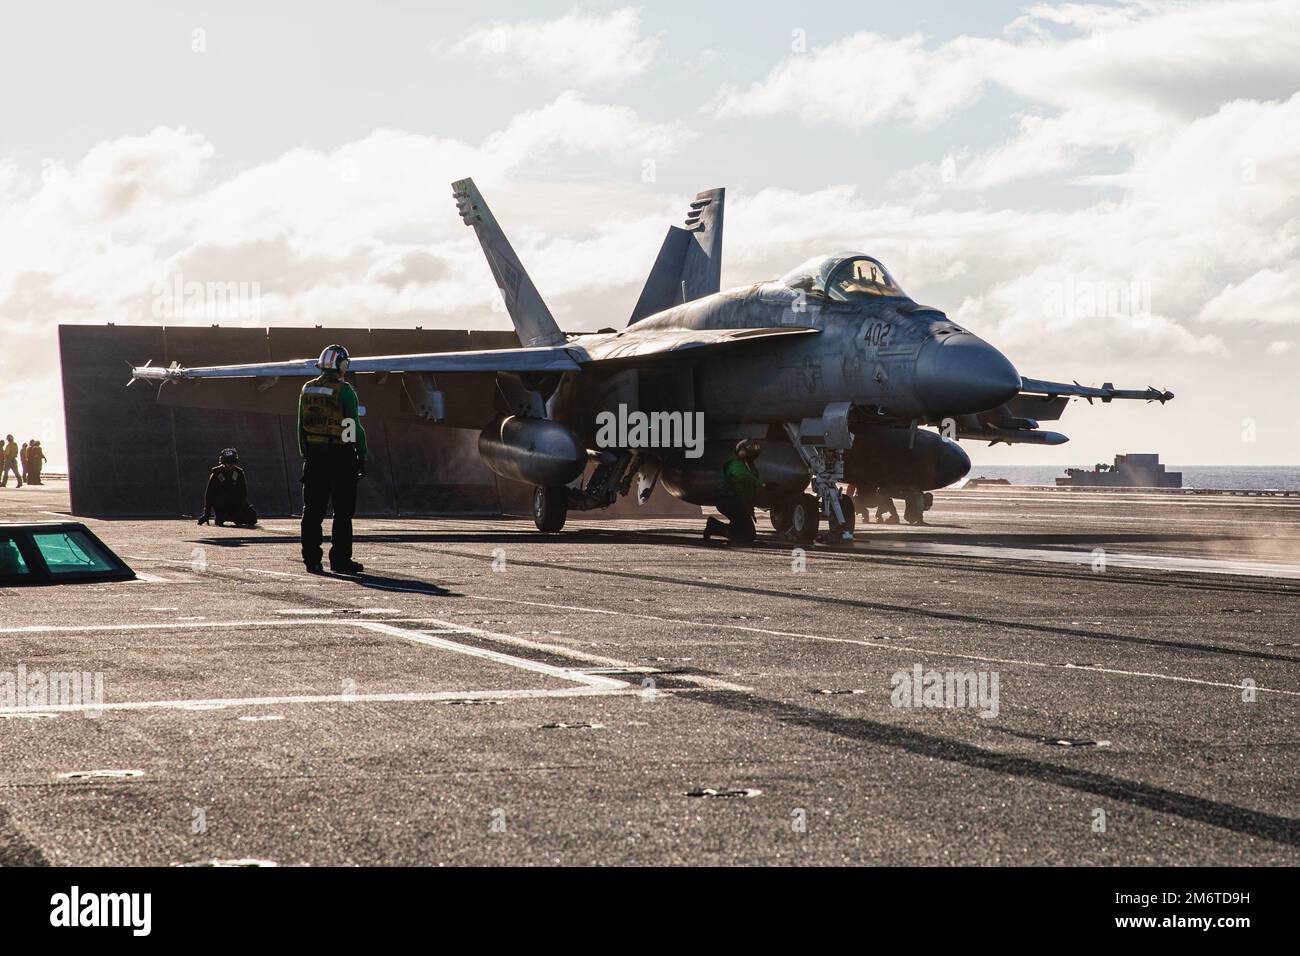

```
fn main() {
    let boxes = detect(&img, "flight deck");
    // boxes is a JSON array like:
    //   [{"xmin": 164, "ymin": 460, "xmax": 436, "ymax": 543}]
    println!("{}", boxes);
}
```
[{"xmin": 1, "ymin": 479, "xmax": 1297, "ymax": 865}]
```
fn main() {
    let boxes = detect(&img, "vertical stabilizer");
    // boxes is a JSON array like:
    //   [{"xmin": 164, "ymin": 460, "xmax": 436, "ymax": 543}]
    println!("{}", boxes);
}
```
[
  {"xmin": 628, "ymin": 187, "xmax": 724, "ymax": 325},
  {"xmin": 452, "ymin": 178, "xmax": 566, "ymax": 347}
]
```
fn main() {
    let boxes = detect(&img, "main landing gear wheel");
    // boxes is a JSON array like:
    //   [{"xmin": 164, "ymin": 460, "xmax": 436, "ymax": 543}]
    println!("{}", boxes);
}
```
[
  {"xmin": 769, "ymin": 502, "xmax": 794, "ymax": 535},
  {"xmin": 533, "ymin": 485, "xmax": 568, "ymax": 533},
  {"xmin": 790, "ymin": 493, "xmax": 821, "ymax": 544}
]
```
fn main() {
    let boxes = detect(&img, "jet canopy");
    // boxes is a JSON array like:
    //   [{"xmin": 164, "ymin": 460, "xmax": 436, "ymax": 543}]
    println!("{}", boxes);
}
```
[{"xmin": 780, "ymin": 253, "xmax": 906, "ymax": 301}]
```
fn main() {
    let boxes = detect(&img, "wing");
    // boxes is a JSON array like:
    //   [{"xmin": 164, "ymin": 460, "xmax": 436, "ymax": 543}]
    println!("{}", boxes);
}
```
[
  {"xmin": 129, "ymin": 345, "xmax": 582, "ymax": 384},
  {"xmin": 575, "ymin": 325, "xmax": 818, "ymax": 365},
  {"xmin": 130, "ymin": 327, "xmax": 817, "ymax": 384}
]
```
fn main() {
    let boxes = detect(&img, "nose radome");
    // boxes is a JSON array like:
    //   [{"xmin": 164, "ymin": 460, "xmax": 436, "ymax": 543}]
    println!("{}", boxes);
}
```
[{"xmin": 915, "ymin": 332, "xmax": 1021, "ymax": 416}]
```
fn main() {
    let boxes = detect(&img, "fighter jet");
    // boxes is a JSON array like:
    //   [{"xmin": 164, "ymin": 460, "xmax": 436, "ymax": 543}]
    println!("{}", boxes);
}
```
[{"xmin": 130, "ymin": 179, "xmax": 1173, "ymax": 541}]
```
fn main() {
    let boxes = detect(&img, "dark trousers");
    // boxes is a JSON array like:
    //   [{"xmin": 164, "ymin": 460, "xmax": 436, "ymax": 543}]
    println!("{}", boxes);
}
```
[
  {"xmin": 706, "ymin": 497, "xmax": 756, "ymax": 543},
  {"xmin": 215, "ymin": 502, "xmax": 258, "ymax": 526},
  {"xmin": 301, "ymin": 444, "xmax": 358, "ymax": 566}
]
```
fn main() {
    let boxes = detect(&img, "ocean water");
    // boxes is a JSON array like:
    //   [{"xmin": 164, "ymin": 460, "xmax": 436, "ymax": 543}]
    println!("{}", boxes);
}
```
[{"xmin": 960, "ymin": 465, "xmax": 1300, "ymax": 492}]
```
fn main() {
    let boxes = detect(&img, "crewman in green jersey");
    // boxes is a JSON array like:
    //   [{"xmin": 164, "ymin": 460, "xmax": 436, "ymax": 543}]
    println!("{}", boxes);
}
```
[
  {"xmin": 704, "ymin": 439, "xmax": 764, "ymax": 544},
  {"xmin": 298, "ymin": 344, "xmax": 367, "ymax": 574}
]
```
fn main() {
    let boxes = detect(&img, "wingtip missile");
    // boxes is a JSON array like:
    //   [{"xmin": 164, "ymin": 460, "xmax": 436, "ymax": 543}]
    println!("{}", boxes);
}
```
[
  {"xmin": 127, "ymin": 359, "xmax": 182, "ymax": 386},
  {"xmin": 125, "ymin": 358, "xmax": 150, "ymax": 387}
]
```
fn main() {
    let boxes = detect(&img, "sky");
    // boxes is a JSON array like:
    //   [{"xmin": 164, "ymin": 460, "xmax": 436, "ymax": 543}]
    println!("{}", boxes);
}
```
[{"xmin": 1, "ymin": 0, "xmax": 1298, "ymax": 469}]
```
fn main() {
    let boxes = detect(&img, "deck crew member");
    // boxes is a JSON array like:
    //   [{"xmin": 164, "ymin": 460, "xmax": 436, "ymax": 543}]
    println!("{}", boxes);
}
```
[
  {"xmin": 198, "ymin": 447, "xmax": 258, "ymax": 528},
  {"xmin": 704, "ymin": 439, "xmax": 764, "ymax": 545},
  {"xmin": 298, "ymin": 344, "xmax": 367, "ymax": 574}
]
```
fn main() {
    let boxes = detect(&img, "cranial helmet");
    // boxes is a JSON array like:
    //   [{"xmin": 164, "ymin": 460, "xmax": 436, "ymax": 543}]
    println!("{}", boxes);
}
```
[
  {"xmin": 318, "ymin": 344, "xmax": 350, "ymax": 373},
  {"xmin": 219, "ymin": 447, "xmax": 239, "ymax": 465},
  {"xmin": 736, "ymin": 439, "xmax": 762, "ymax": 459}
]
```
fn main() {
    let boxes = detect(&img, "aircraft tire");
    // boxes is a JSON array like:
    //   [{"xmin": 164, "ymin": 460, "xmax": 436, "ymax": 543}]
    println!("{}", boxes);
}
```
[
  {"xmin": 790, "ymin": 493, "xmax": 821, "ymax": 543},
  {"xmin": 769, "ymin": 502, "xmax": 794, "ymax": 535},
  {"xmin": 533, "ymin": 485, "xmax": 568, "ymax": 533}
]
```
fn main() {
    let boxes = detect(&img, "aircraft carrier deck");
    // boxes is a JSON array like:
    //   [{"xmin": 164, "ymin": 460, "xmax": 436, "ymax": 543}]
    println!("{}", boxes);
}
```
[{"xmin": 2, "ymin": 479, "xmax": 1297, "ymax": 866}]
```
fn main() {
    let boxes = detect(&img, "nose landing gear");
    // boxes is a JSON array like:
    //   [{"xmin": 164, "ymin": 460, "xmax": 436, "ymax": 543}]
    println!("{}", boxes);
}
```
[{"xmin": 779, "ymin": 423, "xmax": 855, "ymax": 543}]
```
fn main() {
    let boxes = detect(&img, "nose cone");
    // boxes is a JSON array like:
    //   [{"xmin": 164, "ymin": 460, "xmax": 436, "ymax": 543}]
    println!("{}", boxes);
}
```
[{"xmin": 915, "ymin": 332, "xmax": 1021, "ymax": 415}]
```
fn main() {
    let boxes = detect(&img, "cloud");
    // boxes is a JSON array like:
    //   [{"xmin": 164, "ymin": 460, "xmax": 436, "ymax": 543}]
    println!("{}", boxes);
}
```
[
  {"xmin": 4, "ymin": 3, "xmax": 1299, "ymax": 468},
  {"xmin": 719, "ymin": 1, "xmax": 1300, "ymax": 191},
  {"xmin": 722, "ymin": 187, "xmax": 1231, "ymax": 367},
  {"xmin": 1201, "ymin": 264, "xmax": 1300, "ymax": 325},
  {"xmin": 715, "ymin": 31, "xmax": 990, "ymax": 128},
  {"xmin": 0, "ymin": 94, "xmax": 694, "ymax": 463},
  {"xmin": 449, "ymin": 7, "xmax": 660, "ymax": 87}
]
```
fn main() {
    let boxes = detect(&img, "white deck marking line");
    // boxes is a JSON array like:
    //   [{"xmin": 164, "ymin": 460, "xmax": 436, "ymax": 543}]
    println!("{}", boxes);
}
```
[
  {"xmin": 0, "ymin": 617, "xmax": 649, "ymax": 712},
  {"xmin": 930, "ymin": 509, "xmax": 1300, "ymax": 528},
  {"xmin": 375, "ymin": 617, "xmax": 752, "ymax": 692},
  {"xmin": 124, "ymin": 555, "xmax": 316, "ymax": 582},
  {"xmin": 0, "ymin": 686, "xmax": 639, "ymax": 715},
  {"xmin": 354, "ymin": 620, "xmax": 627, "ymax": 690},
  {"xmin": 0, "ymin": 620, "xmax": 300, "ymax": 634},
  {"xmin": 949, "ymin": 492, "xmax": 1300, "ymax": 507},
  {"xmin": 0, "ymin": 617, "xmax": 748, "ymax": 693},
  {"xmin": 273, "ymin": 608, "xmax": 400, "ymax": 616},
  {"xmin": 469, "ymin": 595, "xmax": 1300, "ymax": 699},
  {"xmin": 849, "ymin": 540, "xmax": 1300, "ymax": 579}
]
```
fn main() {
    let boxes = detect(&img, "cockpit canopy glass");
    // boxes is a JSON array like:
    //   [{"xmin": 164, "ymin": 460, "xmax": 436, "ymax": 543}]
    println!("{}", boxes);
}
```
[{"xmin": 780, "ymin": 253, "xmax": 906, "ymax": 301}]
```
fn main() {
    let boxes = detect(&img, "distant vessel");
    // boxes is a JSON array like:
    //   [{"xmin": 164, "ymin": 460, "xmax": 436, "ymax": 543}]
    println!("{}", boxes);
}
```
[{"xmin": 1058, "ymin": 453, "xmax": 1182, "ymax": 488}]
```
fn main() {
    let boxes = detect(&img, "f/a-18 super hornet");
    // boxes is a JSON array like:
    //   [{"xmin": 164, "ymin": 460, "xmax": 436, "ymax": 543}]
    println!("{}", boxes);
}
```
[{"xmin": 131, "ymin": 179, "xmax": 1172, "ymax": 542}]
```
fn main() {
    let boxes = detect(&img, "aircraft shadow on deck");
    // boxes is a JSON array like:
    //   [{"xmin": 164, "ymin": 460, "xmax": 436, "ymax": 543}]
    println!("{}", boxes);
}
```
[{"xmin": 192, "ymin": 526, "xmax": 1216, "ymax": 551}]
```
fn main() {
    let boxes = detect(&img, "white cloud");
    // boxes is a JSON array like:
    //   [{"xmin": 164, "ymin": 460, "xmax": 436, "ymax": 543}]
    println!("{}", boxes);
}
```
[
  {"xmin": 715, "ymin": 31, "xmax": 989, "ymax": 129},
  {"xmin": 720, "ymin": 0, "xmax": 1300, "ymax": 192},
  {"xmin": 5, "ymin": 2, "xmax": 1300, "ymax": 468},
  {"xmin": 449, "ymin": 7, "xmax": 660, "ymax": 87},
  {"xmin": 0, "ymin": 94, "xmax": 694, "ymax": 464},
  {"xmin": 1202, "ymin": 264, "xmax": 1300, "ymax": 325}
]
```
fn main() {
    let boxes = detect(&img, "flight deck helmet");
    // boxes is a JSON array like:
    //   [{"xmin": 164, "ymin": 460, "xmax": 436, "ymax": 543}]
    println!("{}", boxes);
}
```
[
  {"xmin": 219, "ymin": 447, "xmax": 239, "ymax": 466},
  {"xmin": 318, "ymin": 344, "xmax": 350, "ymax": 374},
  {"xmin": 735, "ymin": 439, "xmax": 762, "ymax": 461}
]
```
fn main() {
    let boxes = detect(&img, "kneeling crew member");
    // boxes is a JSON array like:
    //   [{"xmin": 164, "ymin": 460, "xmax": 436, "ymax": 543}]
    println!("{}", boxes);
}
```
[
  {"xmin": 299, "ymin": 344, "xmax": 367, "ymax": 574},
  {"xmin": 902, "ymin": 491, "xmax": 934, "ymax": 525},
  {"xmin": 198, "ymin": 447, "xmax": 258, "ymax": 527},
  {"xmin": 704, "ymin": 439, "xmax": 764, "ymax": 544}
]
